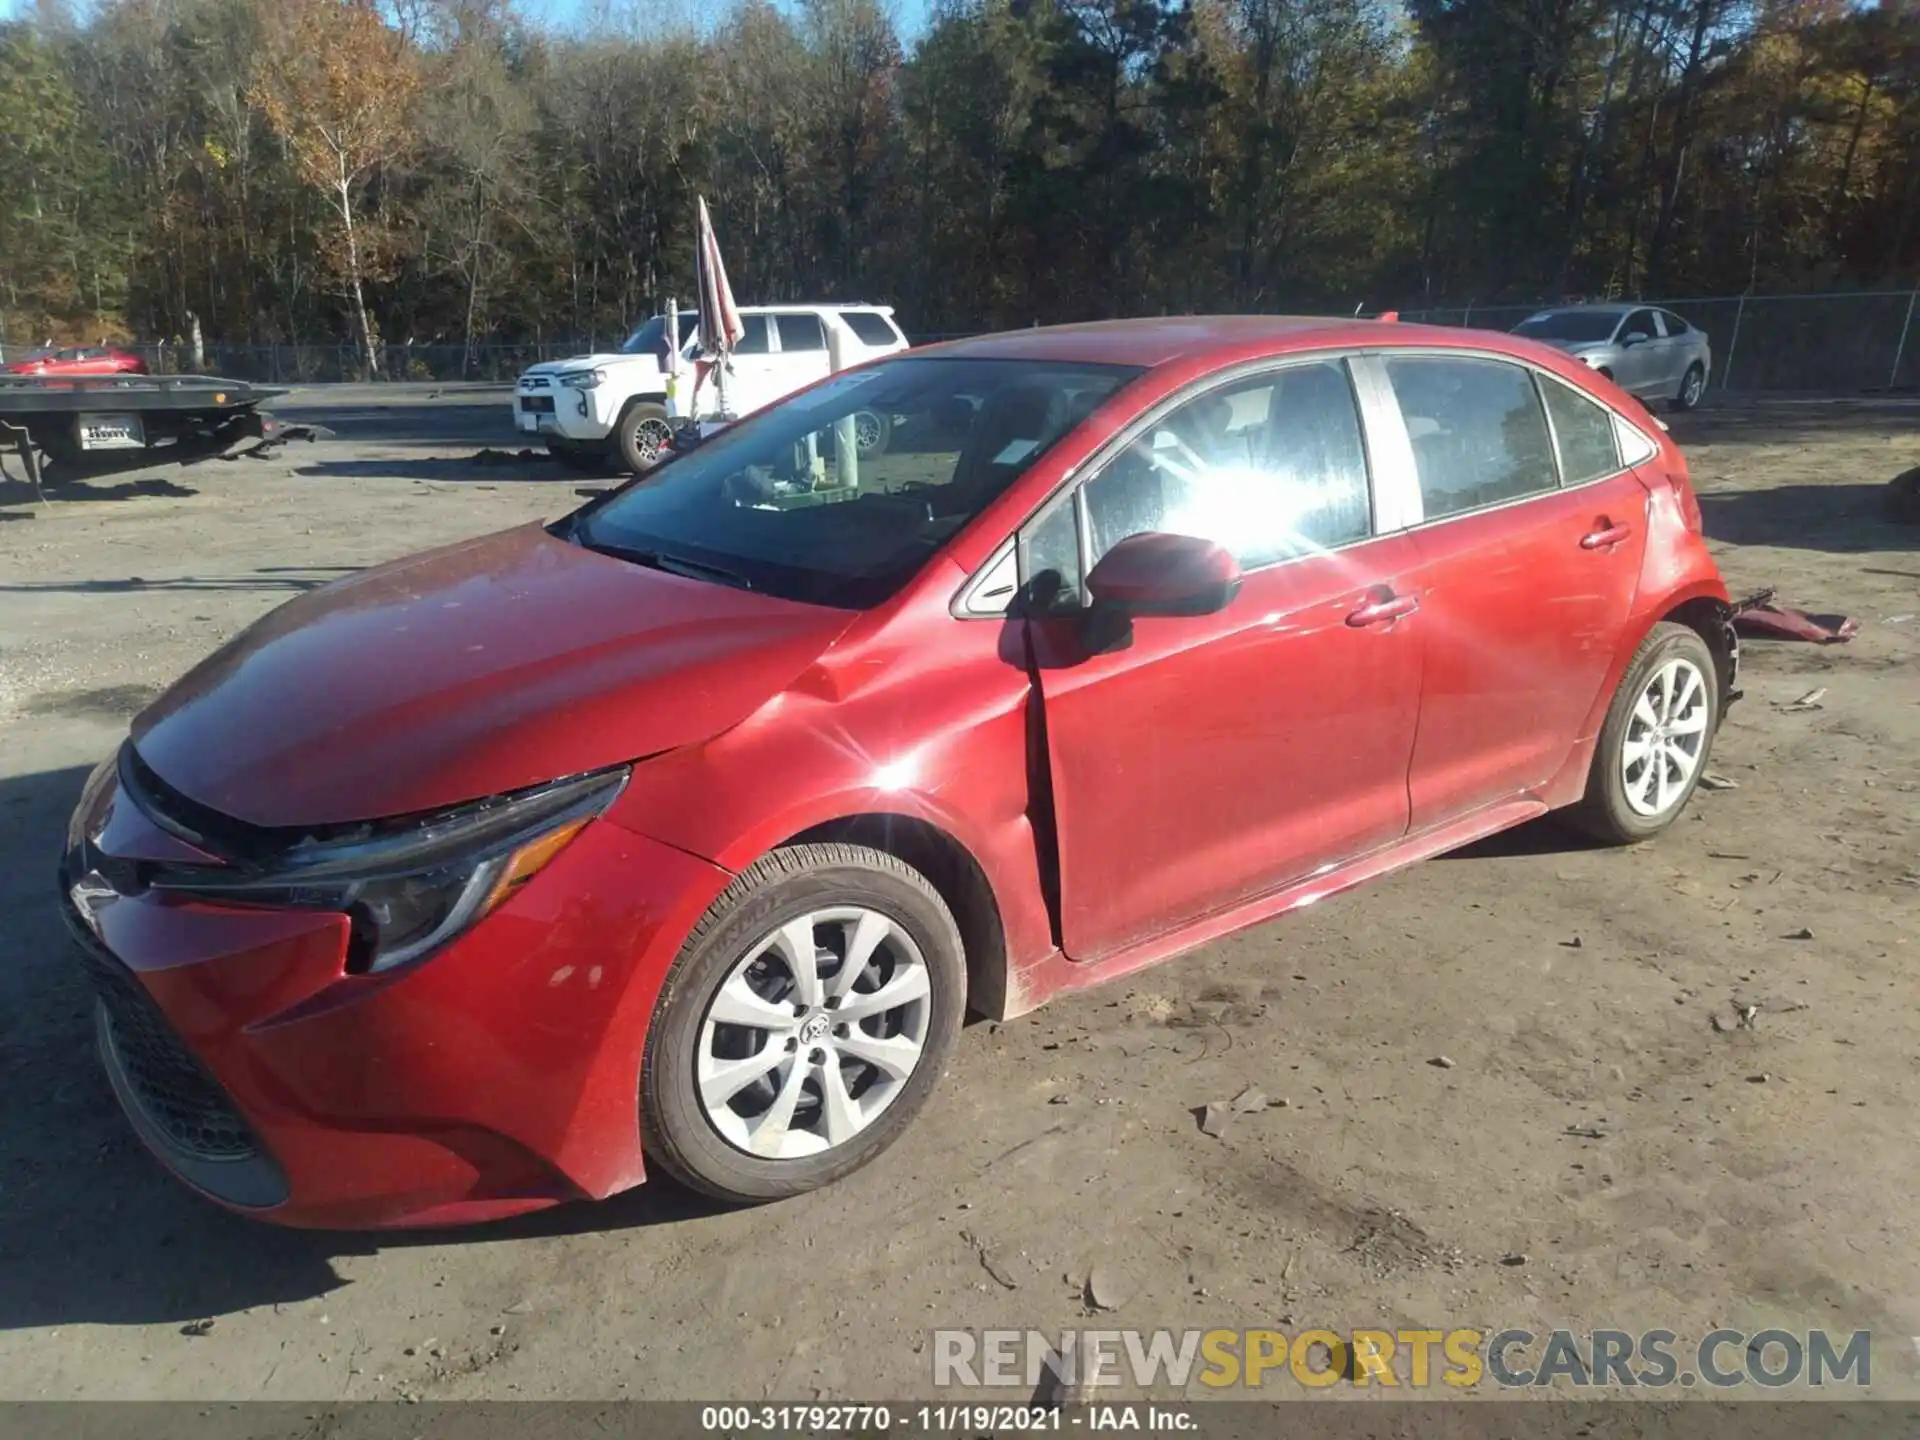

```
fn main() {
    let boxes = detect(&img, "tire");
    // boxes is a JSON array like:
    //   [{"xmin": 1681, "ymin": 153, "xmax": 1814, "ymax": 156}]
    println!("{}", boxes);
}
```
[
  {"xmin": 852, "ymin": 409, "xmax": 892, "ymax": 458},
  {"xmin": 545, "ymin": 438, "xmax": 606, "ymax": 473},
  {"xmin": 1671, "ymin": 362, "xmax": 1706, "ymax": 413},
  {"xmin": 615, "ymin": 401, "xmax": 674, "ymax": 474},
  {"xmin": 639, "ymin": 843, "xmax": 966, "ymax": 1203},
  {"xmin": 1566, "ymin": 622, "xmax": 1721, "ymax": 845}
]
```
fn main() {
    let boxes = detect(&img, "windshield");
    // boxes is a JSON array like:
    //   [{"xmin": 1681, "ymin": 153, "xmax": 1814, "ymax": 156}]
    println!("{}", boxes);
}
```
[
  {"xmin": 565, "ymin": 356, "xmax": 1141, "ymax": 608},
  {"xmin": 618, "ymin": 315, "xmax": 696, "ymax": 357},
  {"xmin": 1513, "ymin": 311, "xmax": 1622, "ymax": 343}
]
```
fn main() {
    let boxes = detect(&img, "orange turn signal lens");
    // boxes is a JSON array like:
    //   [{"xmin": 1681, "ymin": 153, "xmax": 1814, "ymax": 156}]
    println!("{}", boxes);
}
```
[{"xmin": 481, "ymin": 818, "xmax": 591, "ymax": 916}]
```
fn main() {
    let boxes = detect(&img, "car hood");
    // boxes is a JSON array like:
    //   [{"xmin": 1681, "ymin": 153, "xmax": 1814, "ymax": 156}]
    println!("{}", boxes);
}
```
[
  {"xmin": 130, "ymin": 524, "xmax": 855, "ymax": 828},
  {"xmin": 520, "ymin": 353, "xmax": 663, "ymax": 381}
]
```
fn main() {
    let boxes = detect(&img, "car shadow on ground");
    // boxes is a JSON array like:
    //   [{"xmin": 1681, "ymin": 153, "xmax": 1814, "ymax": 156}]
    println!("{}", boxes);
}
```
[
  {"xmin": 292, "ymin": 455, "xmax": 600, "ymax": 484},
  {"xmin": 0, "ymin": 474, "xmax": 200, "ymax": 509},
  {"xmin": 1698, "ymin": 482, "xmax": 1917, "ymax": 553},
  {"xmin": 0, "ymin": 763, "xmax": 729, "ymax": 1332},
  {"xmin": 272, "ymin": 399, "xmax": 514, "ymax": 448},
  {"xmin": 0, "ymin": 567, "xmax": 355, "ymax": 598},
  {"xmin": 1672, "ymin": 395, "xmax": 1920, "ymax": 447}
]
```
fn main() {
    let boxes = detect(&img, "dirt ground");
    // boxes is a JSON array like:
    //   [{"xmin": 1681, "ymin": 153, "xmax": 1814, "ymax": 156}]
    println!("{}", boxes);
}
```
[{"xmin": 1, "ymin": 386, "xmax": 1916, "ymax": 1405}]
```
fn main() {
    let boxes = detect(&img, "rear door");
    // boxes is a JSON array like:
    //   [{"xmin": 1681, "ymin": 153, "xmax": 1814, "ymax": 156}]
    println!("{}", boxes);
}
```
[
  {"xmin": 1023, "ymin": 357, "xmax": 1425, "ymax": 962},
  {"xmin": 768, "ymin": 312, "xmax": 835, "ymax": 406},
  {"xmin": 1370, "ymin": 354, "xmax": 1649, "ymax": 831}
]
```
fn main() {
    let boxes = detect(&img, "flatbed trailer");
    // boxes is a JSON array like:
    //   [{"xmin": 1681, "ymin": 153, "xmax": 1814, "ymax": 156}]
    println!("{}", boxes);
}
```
[{"xmin": 0, "ymin": 373, "xmax": 324, "ymax": 503}]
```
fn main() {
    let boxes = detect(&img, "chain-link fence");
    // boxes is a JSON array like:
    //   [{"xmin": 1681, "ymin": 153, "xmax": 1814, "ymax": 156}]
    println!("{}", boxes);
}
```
[
  {"xmin": 6, "ymin": 290, "xmax": 1919, "ymax": 392},
  {"xmin": 1396, "ymin": 289, "xmax": 1920, "ymax": 394}
]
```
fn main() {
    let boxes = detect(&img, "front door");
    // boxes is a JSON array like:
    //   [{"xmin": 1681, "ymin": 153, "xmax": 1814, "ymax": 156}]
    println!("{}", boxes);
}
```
[
  {"xmin": 1614, "ymin": 308, "xmax": 1662, "ymax": 396},
  {"xmin": 1371, "ymin": 353, "xmax": 1649, "ymax": 831},
  {"xmin": 715, "ymin": 314, "xmax": 785, "ymax": 417},
  {"xmin": 1025, "ymin": 359, "xmax": 1426, "ymax": 963}
]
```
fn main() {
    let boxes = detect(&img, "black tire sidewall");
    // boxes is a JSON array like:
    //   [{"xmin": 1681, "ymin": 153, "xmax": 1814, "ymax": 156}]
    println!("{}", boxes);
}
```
[
  {"xmin": 640, "ymin": 847, "xmax": 965, "ymax": 1203},
  {"xmin": 616, "ymin": 401, "xmax": 672, "ymax": 474},
  {"xmin": 1586, "ymin": 623, "xmax": 1719, "ymax": 842}
]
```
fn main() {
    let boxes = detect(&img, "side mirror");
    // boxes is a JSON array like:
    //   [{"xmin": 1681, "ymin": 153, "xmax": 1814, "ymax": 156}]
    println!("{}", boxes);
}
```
[
  {"xmin": 1620, "ymin": 331, "xmax": 1649, "ymax": 347},
  {"xmin": 1085, "ymin": 532, "xmax": 1242, "ymax": 618}
]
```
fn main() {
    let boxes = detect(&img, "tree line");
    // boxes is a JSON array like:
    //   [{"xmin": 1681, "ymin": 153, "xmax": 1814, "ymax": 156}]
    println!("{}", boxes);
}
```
[{"xmin": 2, "ymin": 0, "xmax": 1916, "ymax": 372}]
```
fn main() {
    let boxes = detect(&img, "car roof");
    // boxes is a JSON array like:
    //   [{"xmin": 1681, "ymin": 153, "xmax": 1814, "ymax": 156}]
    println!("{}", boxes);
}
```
[
  {"xmin": 1526, "ymin": 303, "xmax": 1641, "ymax": 317},
  {"xmin": 917, "ymin": 315, "xmax": 1471, "ymax": 368}
]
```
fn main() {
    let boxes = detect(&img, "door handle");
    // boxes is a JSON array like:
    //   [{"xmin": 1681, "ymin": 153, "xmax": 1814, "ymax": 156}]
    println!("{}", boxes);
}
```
[
  {"xmin": 1580, "ymin": 521, "xmax": 1633, "ymax": 549},
  {"xmin": 1347, "ymin": 591, "xmax": 1420, "ymax": 627}
]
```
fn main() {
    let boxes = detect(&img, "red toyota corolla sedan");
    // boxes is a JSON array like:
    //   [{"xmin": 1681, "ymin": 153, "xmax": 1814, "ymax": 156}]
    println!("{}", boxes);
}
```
[
  {"xmin": 60, "ymin": 317, "xmax": 1736, "ymax": 1228},
  {"xmin": 4, "ymin": 345, "xmax": 149, "ymax": 376}
]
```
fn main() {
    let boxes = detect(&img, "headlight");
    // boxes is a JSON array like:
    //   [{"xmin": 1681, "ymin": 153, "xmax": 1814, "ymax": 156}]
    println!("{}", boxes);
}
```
[
  {"xmin": 151, "ymin": 767, "xmax": 628, "ymax": 974},
  {"xmin": 559, "ymin": 368, "xmax": 605, "ymax": 389}
]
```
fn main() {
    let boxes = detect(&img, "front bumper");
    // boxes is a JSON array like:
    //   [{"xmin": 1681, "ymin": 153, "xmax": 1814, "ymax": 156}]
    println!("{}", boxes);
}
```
[
  {"xmin": 60, "ymin": 757, "xmax": 731, "ymax": 1229},
  {"xmin": 513, "ymin": 380, "xmax": 618, "ymax": 443}
]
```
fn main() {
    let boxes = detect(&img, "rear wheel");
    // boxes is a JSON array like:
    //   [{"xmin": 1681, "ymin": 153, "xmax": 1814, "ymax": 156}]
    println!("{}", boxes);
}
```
[
  {"xmin": 1671, "ymin": 362, "xmax": 1706, "ymax": 413},
  {"xmin": 639, "ymin": 844, "xmax": 966, "ymax": 1203},
  {"xmin": 615, "ymin": 401, "xmax": 674, "ymax": 474},
  {"xmin": 1567, "ymin": 622, "xmax": 1720, "ymax": 844}
]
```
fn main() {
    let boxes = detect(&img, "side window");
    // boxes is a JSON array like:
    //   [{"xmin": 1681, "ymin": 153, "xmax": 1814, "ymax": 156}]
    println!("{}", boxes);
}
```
[
  {"xmin": 1078, "ymin": 360, "xmax": 1372, "ymax": 573},
  {"xmin": 842, "ymin": 311, "xmax": 903, "ymax": 346},
  {"xmin": 1383, "ymin": 356, "xmax": 1558, "ymax": 520},
  {"xmin": 676, "ymin": 312, "xmax": 701, "ymax": 349},
  {"xmin": 1621, "ymin": 308, "xmax": 1657, "ymax": 342},
  {"xmin": 1539, "ymin": 373, "xmax": 1621, "ymax": 485},
  {"xmin": 1659, "ymin": 310, "xmax": 1691, "ymax": 336},
  {"xmin": 735, "ymin": 315, "xmax": 772, "ymax": 355},
  {"xmin": 776, "ymin": 313, "xmax": 827, "ymax": 353}
]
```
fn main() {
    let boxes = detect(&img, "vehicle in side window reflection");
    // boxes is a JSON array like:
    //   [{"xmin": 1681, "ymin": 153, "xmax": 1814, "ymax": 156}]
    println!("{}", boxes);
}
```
[
  {"xmin": 1511, "ymin": 303, "xmax": 1713, "ymax": 412},
  {"xmin": 62, "ymin": 316, "xmax": 1733, "ymax": 1228}
]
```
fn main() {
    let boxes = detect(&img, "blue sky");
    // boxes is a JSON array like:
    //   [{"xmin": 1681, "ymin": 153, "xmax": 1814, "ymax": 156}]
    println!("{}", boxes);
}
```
[{"xmin": 0, "ymin": 0, "xmax": 937, "ymax": 43}]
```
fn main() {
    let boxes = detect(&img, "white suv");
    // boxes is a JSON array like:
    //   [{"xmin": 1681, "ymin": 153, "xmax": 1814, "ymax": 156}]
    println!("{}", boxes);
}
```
[{"xmin": 514, "ymin": 304, "xmax": 910, "ymax": 472}]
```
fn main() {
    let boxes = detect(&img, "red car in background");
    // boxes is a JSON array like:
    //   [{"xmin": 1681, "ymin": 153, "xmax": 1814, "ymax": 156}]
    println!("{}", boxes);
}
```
[
  {"xmin": 3, "ymin": 346, "xmax": 149, "ymax": 376},
  {"xmin": 59, "ymin": 316, "xmax": 1735, "ymax": 1229}
]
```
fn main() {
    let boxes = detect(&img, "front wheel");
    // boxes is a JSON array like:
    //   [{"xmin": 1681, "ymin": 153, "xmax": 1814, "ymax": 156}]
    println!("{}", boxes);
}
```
[
  {"xmin": 615, "ymin": 401, "xmax": 674, "ymax": 474},
  {"xmin": 639, "ymin": 844, "xmax": 966, "ymax": 1203},
  {"xmin": 852, "ymin": 409, "xmax": 892, "ymax": 458},
  {"xmin": 1671, "ymin": 362, "xmax": 1706, "ymax": 413},
  {"xmin": 1566, "ymin": 622, "xmax": 1721, "ymax": 844}
]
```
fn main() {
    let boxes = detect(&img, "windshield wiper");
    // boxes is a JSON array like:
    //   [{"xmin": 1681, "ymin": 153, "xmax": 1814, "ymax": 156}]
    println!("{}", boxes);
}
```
[{"xmin": 575, "ymin": 535, "xmax": 754, "ymax": 591}]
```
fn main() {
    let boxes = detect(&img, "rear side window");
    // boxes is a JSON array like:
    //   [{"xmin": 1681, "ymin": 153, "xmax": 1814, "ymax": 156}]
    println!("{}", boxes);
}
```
[
  {"xmin": 1384, "ymin": 356, "xmax": 1558, "ymax": 520},
  {"xmin": 842, "ymin": 311, "xmax": 903, "ymax": 346},
  {"xmin": 735, "ymin": 315, "xmax": 772, "ymax": 355},
  {"xmin": 1539, "ymin": 374, "xmax": 1620, "ymax": 484},
  {"xmin": 1659, "ymin": 310, "xmax": 1691, "ymax": 336},
  {"xmin": 776, "ymin": 313, "xmax": 827, "ymax": 352}
]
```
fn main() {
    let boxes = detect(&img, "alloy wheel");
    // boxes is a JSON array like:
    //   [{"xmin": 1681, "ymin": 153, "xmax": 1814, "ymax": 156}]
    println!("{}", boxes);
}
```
[
  {"xmin": 634, "ymin": 418, "xmax": 673, "ymax": 464},
  {"xmin": 1682, "ymin": 368, "xmax": 1704, "ymax": 407},
  {"xmin": 853, "ymin": 410, "xmax": 885, "ymax": 456},
  {"xmin": 1620, "ymin": 656, "xmax": 1710, "ymax": 817},
  {"xmin": 696, "ymin": 907, "xmax": 932, "ymax": 1159}
]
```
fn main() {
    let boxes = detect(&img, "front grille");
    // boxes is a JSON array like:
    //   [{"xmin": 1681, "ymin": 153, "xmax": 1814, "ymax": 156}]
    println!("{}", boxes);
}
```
[
  {"xmin": 69, "ymin": 927, "xmax": 259, "ymax": 1163},
  {"xmin": 522, "ymin": 375, "xmax": 551, "ymax": 390},
  {"xmin": 520, "ymin": 395, "xmax": 555, "ymax": 413}
]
